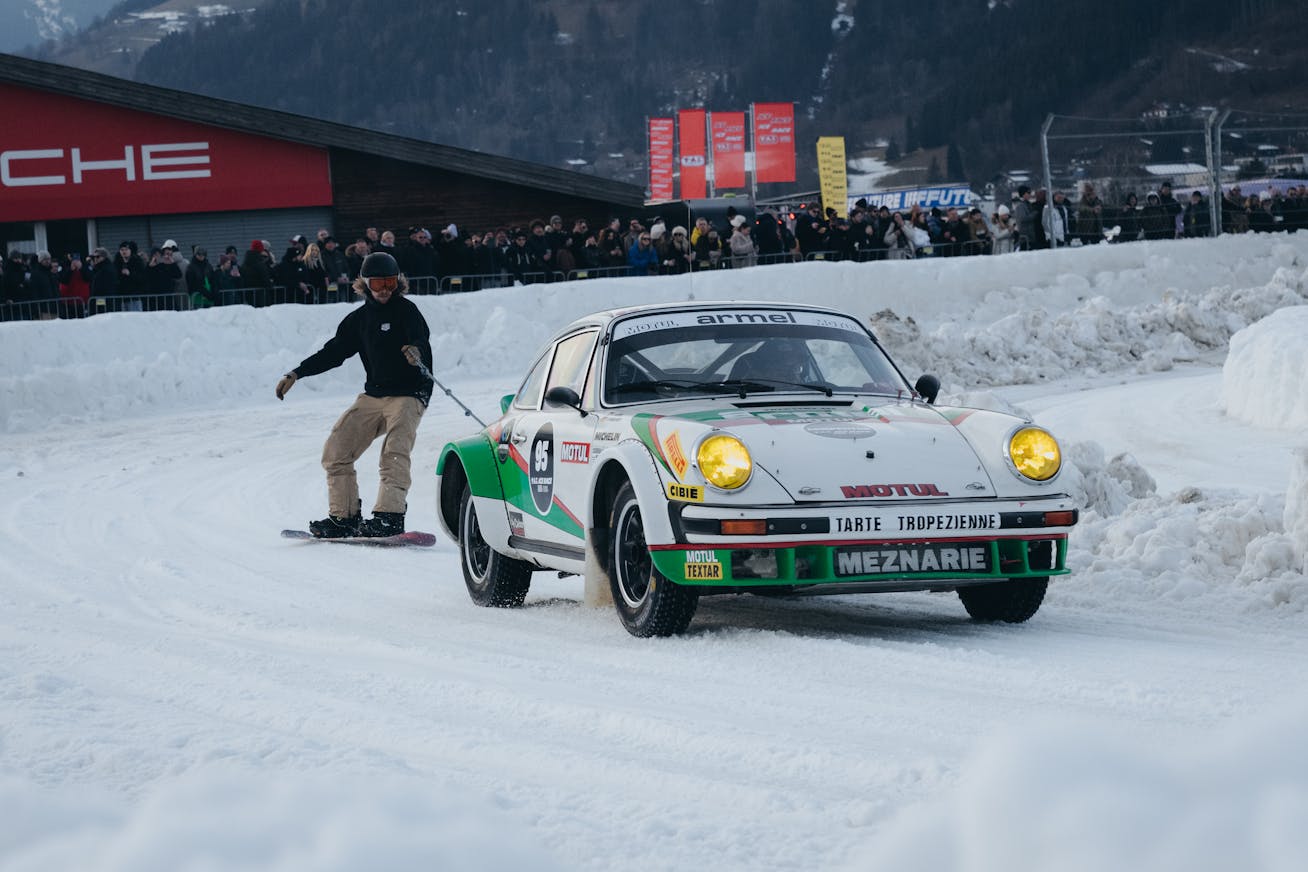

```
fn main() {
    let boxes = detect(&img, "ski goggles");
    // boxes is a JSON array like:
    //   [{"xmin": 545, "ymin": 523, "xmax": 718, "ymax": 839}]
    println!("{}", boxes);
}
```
[{"xmin": 366, "ymin": 276, "xmax": 399, "ymax": 292}]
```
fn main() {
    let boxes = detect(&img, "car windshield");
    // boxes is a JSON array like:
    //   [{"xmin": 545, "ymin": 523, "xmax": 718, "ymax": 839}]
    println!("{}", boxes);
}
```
[{"xmin": 603, "ymin": 308, "xmax": 910, "ymax": 404}]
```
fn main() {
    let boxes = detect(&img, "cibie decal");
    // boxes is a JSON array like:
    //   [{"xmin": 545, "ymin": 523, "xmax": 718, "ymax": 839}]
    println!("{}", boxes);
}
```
[
  {"xmin": 560, "ymin": 441, "xmax": 591, "ymax": 464},
  {"xmin": 840, "ymin": 483, "xmax": 950, "ymax": 498},
  {"xmin": 665, "ymin": 482, "xmax": 704, "ymax": 503},
  {"xmin": 684, "ymin": 549, "xmax": 723, "ymax": 580},
  {"xmin": 530, "ymin": 424, "xmax": 554, "ymax": 514},
  {"xmin": 663, "ymin": 432, "xmax": 688, "ymax": 477},
  {"xmin": 508, "ymin": 510, "xmax": 526, "ymax": 537}
]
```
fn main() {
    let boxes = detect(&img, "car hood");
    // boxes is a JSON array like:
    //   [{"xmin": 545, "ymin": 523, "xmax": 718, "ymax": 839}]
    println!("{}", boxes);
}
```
[{"xmin": 641, "ymin": 399, "xmax": 998, "ymax": 503}]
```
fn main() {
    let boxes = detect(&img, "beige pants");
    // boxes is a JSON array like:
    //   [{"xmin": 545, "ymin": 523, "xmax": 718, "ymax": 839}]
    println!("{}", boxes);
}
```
[{"xmin": 322, "ymin": 394, "xmax": 426, "ymax": 517}]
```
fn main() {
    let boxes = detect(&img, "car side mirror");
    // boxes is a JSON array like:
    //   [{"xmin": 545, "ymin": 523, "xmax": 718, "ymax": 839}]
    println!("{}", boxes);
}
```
[
  {"xmin": 500, "ymin": 394, "xmax": 515, "ymax": 414},
  {"xmin": 914, "ymin": 374, "xmax": 940, "ymax": 405},
  {"xmin": 544, "ymin": 385, "xmax": 587, "ymax": 417}
]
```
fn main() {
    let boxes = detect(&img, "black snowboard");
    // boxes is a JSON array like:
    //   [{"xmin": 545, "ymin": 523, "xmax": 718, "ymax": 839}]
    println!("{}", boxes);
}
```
[{"xmin": 281, "ymin": 529, "xmax": 437, "ymax": 547}]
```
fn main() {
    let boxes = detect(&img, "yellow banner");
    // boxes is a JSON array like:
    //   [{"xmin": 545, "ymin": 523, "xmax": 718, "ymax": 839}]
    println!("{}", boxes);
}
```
[{"xmin": 816, "ymin": 136, "xmax": 848, "ymax": 219}]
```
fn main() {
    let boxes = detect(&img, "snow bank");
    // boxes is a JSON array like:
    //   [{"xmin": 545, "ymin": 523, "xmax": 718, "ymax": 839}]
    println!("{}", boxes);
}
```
[
  {"xmin": 2, "ymin": 234, "xmax": 1306, "ymax": 433},
  {"xmin": 0, "ymin": 769, "xmax": 560, "ymax": 872},
  {"xmin": 846, "ymin": 703, "xmax": 1308, "ymax": 872},
  {"xmin": 1222, "ymin": 302, "xmax": 1308, "ymax": 430}
]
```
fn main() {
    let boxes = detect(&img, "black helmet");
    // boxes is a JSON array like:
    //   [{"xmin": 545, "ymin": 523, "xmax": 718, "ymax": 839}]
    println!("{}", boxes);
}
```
[{"xmin": 360, "ymin": 251, "xmax": 399, "ymax": 278}]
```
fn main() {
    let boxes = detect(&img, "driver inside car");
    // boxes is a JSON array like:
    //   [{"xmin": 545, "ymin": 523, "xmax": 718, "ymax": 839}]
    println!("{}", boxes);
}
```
[{"xmin": 728, "ymin": 338, "xmax": 813, "ymax": 383}]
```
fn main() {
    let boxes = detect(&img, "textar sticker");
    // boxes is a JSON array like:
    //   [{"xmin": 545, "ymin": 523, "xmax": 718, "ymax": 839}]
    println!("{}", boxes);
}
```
[
  {"xmin": 684, "ymin": 549, "xmax": 723, "ymax": 580},
  {"xmin": 663, "ymin": 432, "xmax": 688, "ymax": 477},
  {"xmin": 560, "ymin": 441, "xmax": 590, "ymax": 464},
  {"xmin": 665, "ymin": 482, "xmax": 704, "ymax": 503}
]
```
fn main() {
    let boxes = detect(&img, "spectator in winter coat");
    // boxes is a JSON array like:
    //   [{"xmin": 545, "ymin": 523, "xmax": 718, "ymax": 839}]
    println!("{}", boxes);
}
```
[
  {"xmin": 301, "ymin": 244, "xmax": 330, "ymax": 303},
  {"xmin": 1141, "ymin": 193, "xmax": 1171, "ymax": 240},
  {"xmin": 83, "ymin": 247, "xmax": 118, "ymax": 298},
  {"xmin": 185, "ymin": 248, "xmax": 219, "ymax": 308},
  {"xmin": 1042, "ymin": 191, "xmax": 1070, "ymax": 247},
  {"xmin": 883, "ymin": 211, "xmax": 916, "ymax": 260},
  {"xmin": 1116, "ymin": 193, "xmax": 1142, "ymax": 241},
  {"xmin": 321, "ymin": 237, "xmax": 349, "ymax": 288},
  {"xmin": 662, "ymin": 226, "xmax": 694, "ymax": 274},
  {"xmin": 1009, "ymin": 186, "xmax": 1030, "ymax": 248},
  {"xmin": 59, "ymin": 254, "xmax": 91, "ymax": 315},
  {"xmin": 728, "ymin": 216, "xmax": 757, "ymax": 268},
  {"xmin": 938, "ymin": 208, "xmax": 967, "ymax": 256},
  {"xmin": 146, "ymin": 248, "xmax": 182, "ymax": 295},
  {"xmin": 505, "ymin": 230, "xmax": 542, "ymax": 283},
  {"xmin": 274, "ymin": 247, "xmax": 311, "ymax": 304},
  {"xmin": 241, "ymin": 240, "xmax": 274, "ymax": 306},
  {"xmin": 1183, "ymin": 191, "xmax": 1211, "ymax": 238},
  {"xmin": 1077, "ymin": 184, "xmax": 1105, "ymax": 244},
  {"xmin": 1158, "ymin": 182, "xmax": 1183, "ymax": 239},
  {"xmin": 627, "ymin": 230, "xmax": 661, "ymax": 276},
  {"xmin": 114, "ymin": 241, "xmax": 147, "ymax": 296},
  {"xmin": 991, "ymin": 206, "xmax": 1016, "ymax": 254},
  {"xmin": 3, "ymin": 250, "xmax": 30, "ymax": 304}
]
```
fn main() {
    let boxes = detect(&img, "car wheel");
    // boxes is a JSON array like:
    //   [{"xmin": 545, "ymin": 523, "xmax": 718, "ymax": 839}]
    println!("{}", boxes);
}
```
[
  {"xmin": 459, "ymin": 485, "xmax": 532, "ymax": 607},
  {"xmin": 957, "ymin": 577, "xmax": 1048, "ymax": 623},
  {"xmin": 608, "ymin": 482, "xmax": 698, "ymax": 637}
]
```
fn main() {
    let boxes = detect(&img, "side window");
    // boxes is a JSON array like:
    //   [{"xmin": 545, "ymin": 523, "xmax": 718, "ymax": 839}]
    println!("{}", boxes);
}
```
[
  {"xmin": 513, "ymin": 351, "xmax": 551, "ymax": 410},
  {"xmin": 545, "ymin": 331, "xmax": 598, "ymax": 399}
]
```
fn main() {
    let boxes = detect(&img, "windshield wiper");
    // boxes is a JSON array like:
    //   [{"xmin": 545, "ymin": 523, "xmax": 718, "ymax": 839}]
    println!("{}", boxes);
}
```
[{"xmin": 718, "ymin": 378, "xmax": 834, "ymax": 398}]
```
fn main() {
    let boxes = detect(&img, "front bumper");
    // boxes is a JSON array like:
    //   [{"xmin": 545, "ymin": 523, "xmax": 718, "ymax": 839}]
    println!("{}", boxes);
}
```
[{"xmin": 651, "ymin": 497, "xmax": 1077, "ymax": 588}]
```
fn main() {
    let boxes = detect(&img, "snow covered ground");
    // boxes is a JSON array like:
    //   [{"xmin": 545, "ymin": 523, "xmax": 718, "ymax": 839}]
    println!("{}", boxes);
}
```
[{"xmin": 3, "ymin": 234, "xmax": 1308, "ymax": 871}]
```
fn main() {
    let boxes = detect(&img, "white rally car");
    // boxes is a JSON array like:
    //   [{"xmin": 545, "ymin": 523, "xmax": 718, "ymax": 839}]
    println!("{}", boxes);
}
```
[{"xmin": 435, "ymin": 302, "xmax": 1077, "ymax": 637}]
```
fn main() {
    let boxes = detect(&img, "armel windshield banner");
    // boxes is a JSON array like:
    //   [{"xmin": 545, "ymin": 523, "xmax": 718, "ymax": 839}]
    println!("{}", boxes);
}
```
[
  {"xmin": 648, "ymin": 117, "xmax": 675, "ymax": 201},
  {"xmin": 678, "ymin": 109, "xmax": 707, "ymax": 199},
  {"xmin": 816, "ymin": 136, "xmax": 848, "ymax": 218},
  {"xmin": 710, "ymin": 111, "xmax": 746, "ymax": 190},
  {"xmin": 752, "ymin": 102, "xmax": 796, "ymax": 184}
]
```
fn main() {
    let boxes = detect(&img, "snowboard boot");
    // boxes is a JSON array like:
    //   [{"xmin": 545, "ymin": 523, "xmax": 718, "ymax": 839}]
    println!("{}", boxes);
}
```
[
  {"xmin": 358, "ymin": 511, "xmax": 405, "ymax": 538},
  {"xmin": 309, "ymin": 501, "xmax": 362, "ymax": 539}
]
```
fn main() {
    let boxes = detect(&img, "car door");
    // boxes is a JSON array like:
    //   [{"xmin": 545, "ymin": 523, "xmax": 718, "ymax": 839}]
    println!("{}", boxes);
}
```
[{"xmin": 499, "ymin": 329, "xmax": 599, "ymax": 562}]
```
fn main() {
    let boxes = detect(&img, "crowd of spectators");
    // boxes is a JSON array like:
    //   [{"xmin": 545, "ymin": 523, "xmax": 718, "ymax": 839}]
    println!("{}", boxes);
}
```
[{"xmin": 3, "ymin": 181, "xmax": 1306, "ymax": 321}]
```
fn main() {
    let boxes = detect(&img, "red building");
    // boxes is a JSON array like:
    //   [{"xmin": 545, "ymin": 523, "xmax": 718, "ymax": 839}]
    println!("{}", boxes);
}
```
[{"xmin": 0, "ymin": 54, "xmax": 643, "ymax": 261}]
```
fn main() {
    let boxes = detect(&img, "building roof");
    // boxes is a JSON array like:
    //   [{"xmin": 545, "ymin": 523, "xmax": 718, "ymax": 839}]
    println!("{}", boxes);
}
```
[{"xmin": 0, "ymin": 52, "xmax": 644, "ymax": 208}]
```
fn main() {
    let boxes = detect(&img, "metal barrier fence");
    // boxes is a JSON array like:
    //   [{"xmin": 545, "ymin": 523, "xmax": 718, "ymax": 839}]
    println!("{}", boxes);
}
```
[{"xmin": 0, "ymin": 296, "xmax": 85, "ymax": 321}]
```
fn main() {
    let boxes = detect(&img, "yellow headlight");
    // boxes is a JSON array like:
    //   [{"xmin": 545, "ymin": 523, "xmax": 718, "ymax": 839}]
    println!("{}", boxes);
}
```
[
  {"xmin": 696, "ymin": 434, "xmax": 753, "ymax": 490},
  {"xmin": 1008, "ymin": 427, "xmax": 1061, "ymax": 481}
]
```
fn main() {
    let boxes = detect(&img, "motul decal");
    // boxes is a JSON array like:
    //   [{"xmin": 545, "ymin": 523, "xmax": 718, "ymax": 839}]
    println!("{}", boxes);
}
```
[
  {"xmin": 560, "ymin": 441, "xmax": 590, "ymax": 464},
  {"xmin": 840, "ymin": 483, "xmax": 950, "ymax": 498}
]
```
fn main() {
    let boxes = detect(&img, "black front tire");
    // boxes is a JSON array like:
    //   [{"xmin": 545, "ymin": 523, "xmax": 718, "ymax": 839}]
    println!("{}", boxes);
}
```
[
  {"xmin": 459, "ymin": 486, "xmax": 532, "ymax": 607},
  {"xmin": 608, "ymin": 483, "xmax": 698, "ymax": 637},
  {"xmin": 957, "ymin": 577, "xmax": 1048, "ymax": 623}
]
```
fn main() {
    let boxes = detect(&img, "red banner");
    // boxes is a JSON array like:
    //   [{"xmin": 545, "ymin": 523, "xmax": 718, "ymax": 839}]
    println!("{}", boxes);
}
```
[
  {"xmin": 678, "ymin": 109, "xmax": 707, "ymax": 200},
  {"xmin": 0, "ymin": 82, "xmax": 331, "ymax": 223},
  {"xmin": 752, "ymin": 102, "xmax": 796, "ymax": 184},
  {"xmin": 711, "ymin": 111, "xmax": 747, "ymax": 190},
  {"xmin": 648, "ymin": 117, "xmax": 675, "ymax": 201}
]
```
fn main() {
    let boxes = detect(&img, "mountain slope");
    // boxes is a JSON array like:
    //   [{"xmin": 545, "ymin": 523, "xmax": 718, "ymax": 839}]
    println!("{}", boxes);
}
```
[{"xmin": 21, "ymin": 0, "xmax": 1308, "ymax": 189}]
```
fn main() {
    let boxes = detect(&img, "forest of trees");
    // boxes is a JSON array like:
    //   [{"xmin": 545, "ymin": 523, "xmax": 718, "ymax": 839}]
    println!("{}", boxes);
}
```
[{"xmin": 127, "ymin": 0, "xmax": 1308, "ymax": 189}]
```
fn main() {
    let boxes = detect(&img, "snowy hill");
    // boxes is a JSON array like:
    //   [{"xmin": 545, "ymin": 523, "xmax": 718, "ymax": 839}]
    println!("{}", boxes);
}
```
[{"xmin": 3, "ymin": 235, "xmax": 1308, "ymax": 871}]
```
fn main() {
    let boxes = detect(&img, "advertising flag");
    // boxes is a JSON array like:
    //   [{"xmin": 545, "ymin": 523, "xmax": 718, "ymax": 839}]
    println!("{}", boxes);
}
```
[
  {"xmin": 648, "ymin": 117, "xmax": 675, "ymax": 200},
  {"xmin": 816, "ymin": 136, "xmax": 848, "ymax": 219},
  {"xmin": 710, "ymin": 111, "xmax": 747, "ymax": 190},
  {"xmin": 678, "ymin": 109, "xmax": 708, "ymax": 199},
  {"xmin": 752, "ymin": 102, "xmax": 796, "ymax": 184}
]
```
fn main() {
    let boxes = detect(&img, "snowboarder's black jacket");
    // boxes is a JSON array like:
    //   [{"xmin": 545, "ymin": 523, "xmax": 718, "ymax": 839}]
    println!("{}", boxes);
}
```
[{"xmin": 292, "ymin": 291, "xmax": 433, "ymax": 404}]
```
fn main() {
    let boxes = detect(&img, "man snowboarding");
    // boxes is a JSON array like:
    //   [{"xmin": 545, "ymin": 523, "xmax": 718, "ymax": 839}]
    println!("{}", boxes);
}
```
[{"xmin": 275, "ymin": 251, "xmax": 433, "ymax": 538}]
